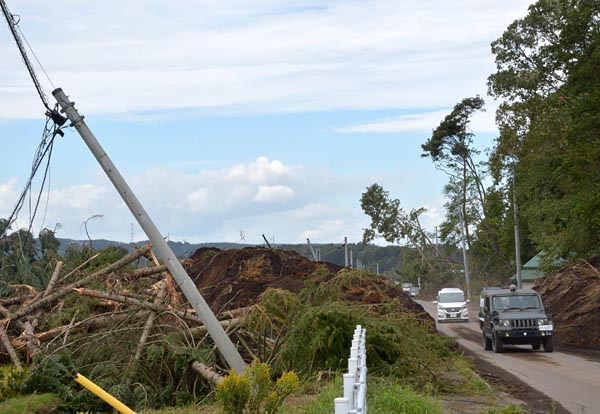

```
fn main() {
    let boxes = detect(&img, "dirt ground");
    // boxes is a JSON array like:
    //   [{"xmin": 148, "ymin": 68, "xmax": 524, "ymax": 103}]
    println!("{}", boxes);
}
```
[{"xmin": 534, "ymin": 256, "xmax": 600, "ymax": 351}]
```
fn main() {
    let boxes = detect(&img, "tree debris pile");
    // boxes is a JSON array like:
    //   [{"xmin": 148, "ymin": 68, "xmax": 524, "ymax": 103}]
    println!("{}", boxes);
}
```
[
  {"xmin": 0, "ymin": 244, "xmax": 456, "ymax": 412},
  {"xmin": 534, "ymin": 256, "xmax": 600, "ymax": 351}
]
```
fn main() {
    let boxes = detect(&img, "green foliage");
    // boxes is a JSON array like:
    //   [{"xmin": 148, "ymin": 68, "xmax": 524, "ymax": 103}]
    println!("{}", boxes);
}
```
[
  {"xmin": 299, "ymin": 376, "xmax": 441, "ymax": 414},
  {"xmin": 360, "ymin": 184, "xmax": 448, "ymax": 288},
  {"xmin": 276, "ymin": 272, "xmax": 457, "ymax": 387},
  {"xmin": 488, "ymin": 0, "xmax": 600, "ymax": 262},
  {"xmin": 486, "ymin": 404, "xmax": 526, "ymax": 414},
  {"xmin": 244, "ymin": 289, "xmax": 303, "ymax": 364},
  {"xmin": 216, "ymin": 361, "xmax": 299, "ymax": 414},
  {"xmin": 22, "ymin": 326, "xmax": 214, "ymax": 412},
  {"xmin": 279, "ymin": 302, "xmax": 357, "ymax": 374},
  {"xmin": 367, "ymin": 379, "xmax": 441, "ymax": 414},
  {"xmin": 0, "ymin": 366, "xmax": 27, "ymax": 401}
]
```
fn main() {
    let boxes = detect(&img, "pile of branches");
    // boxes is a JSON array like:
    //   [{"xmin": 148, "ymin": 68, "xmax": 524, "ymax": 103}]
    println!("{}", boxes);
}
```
[{"xmin": 0, "ymin": 244, "xmax": 252, "ymax": 410}]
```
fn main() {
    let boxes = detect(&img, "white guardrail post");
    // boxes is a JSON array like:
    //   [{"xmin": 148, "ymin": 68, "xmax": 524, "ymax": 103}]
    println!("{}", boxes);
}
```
[{"xmin": 335, "ymin": 325, "xmax": 367, "ymax": 414}]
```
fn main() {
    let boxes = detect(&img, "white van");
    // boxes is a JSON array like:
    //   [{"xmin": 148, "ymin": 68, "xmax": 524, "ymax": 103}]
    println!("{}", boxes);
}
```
[{"xmin": 434, "ymin": 287, "xmax": 469, "ymax": 323}]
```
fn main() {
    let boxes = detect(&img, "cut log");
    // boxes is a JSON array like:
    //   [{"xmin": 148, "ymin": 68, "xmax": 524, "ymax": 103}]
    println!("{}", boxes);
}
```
[
  {"xmin": 0, "ymin": 322, "xmax": 22, "ymax": 370},
  {"xmin": 74, "ymin": 287, "xmax": 207, "ymax": 326},
  {"xmin": 191, "ymin": 361, "xmax": 223, "ymax": 384},
  {"xmin": 44, "ymin": 261, "xmax": 63, "ymax": 297}
]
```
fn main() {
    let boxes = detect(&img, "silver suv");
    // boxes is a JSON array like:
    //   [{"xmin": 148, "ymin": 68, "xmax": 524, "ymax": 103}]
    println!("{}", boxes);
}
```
[{"xmin": 480, "ymin": 285, "xmax": 553, "ymax": 353}]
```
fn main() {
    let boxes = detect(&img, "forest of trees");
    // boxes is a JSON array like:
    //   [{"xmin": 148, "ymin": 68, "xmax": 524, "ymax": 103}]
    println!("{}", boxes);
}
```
[{"xmin": 361, "ymin": 0, "xmax": 600, "ymax": 291}]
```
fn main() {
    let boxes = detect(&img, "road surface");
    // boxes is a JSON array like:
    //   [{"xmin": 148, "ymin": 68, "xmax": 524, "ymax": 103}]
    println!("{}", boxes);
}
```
[{"xmin": 418, "ymin": 299, "xmax": 600, "ymax": 414}]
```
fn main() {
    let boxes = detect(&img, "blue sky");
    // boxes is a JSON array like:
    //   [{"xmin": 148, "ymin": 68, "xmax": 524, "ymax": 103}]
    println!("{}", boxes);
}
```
[{"xmin": 0, "ymin": 1, "xmax": 531, "ymax": 245}]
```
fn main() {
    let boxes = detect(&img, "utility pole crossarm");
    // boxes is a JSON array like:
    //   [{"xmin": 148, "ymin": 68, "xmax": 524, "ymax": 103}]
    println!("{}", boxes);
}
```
[{"xmin": 52, "ymin": 88, "xmax": 245, "ymax": 373}]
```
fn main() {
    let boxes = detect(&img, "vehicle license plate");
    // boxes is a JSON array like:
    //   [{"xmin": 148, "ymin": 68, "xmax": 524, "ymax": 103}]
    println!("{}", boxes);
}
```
[
  {"xmin": 450, "ymin": 313, "xmax": 457, "ymax": 318},
  {"xmin": 539, "ymin": 325, "xmax": 553, "ymax": 331}
]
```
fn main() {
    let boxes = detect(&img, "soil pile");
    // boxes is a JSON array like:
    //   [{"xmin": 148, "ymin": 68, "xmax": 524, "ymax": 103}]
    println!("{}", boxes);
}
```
[
  {"xmin": 534, "ymin": 256, "xmax": 600, "ymax": 350},
  {"xmin": 184, "ymin": 246, "xmax": 425, "ymax": 317}
]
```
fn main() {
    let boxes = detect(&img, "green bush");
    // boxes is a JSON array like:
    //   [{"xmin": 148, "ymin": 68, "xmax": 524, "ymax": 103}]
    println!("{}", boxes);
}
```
[{"xmin": 216, "ymin": 360, "xmax": 299, "ymax": 414}]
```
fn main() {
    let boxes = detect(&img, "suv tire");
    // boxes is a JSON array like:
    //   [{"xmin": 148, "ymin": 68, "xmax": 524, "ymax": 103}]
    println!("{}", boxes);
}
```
[
  {"xmin": 543, "ymin": 336, "xmax": 554, "ymax": 353},
  {"xmin": 483, "ymin": 331, "xmax": 492, "ymax": 350},
  {"xmin": 532, "ymin": 343, "xmax": 541, "ymax": 350},
  {"xmin": 492, "ymin": 332, "xmax": 504, "ymax": 353}
]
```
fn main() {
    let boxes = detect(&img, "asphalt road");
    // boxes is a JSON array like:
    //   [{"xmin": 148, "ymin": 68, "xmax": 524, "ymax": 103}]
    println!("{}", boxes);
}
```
[{"xmin": 417, "ymin": 299, "xmax": 600, "ymax": 414}]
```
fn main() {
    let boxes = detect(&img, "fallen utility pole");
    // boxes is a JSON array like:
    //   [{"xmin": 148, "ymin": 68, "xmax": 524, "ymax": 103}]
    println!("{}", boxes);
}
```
[{"xmin": 52, "ymin": 88, "xmax": 245, "ymax": 374}]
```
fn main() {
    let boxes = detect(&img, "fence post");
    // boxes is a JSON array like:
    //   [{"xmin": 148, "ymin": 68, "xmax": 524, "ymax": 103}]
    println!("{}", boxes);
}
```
[
  {"xmin": 335, "ymin": 397, "xmax": 349, "ymax": 414},
  {"xmin": 335, "ymin": 325, "xmax": 367, "ymax": 414}
]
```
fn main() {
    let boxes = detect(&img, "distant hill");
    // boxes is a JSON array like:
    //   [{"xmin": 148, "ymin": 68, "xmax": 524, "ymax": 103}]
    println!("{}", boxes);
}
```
[{"xmin": 57, "ymin": 238, "xmax": 405, "ymax": 278}]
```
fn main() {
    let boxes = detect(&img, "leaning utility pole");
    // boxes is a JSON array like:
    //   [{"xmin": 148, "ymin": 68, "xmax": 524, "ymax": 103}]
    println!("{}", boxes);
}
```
[
  {"xmin": 52, "ymin": 88, "xmax": 246, "ymax": 373},
  {"xmin": 0, "ymin": 0, "xmax": 246, "ymax": 371}
]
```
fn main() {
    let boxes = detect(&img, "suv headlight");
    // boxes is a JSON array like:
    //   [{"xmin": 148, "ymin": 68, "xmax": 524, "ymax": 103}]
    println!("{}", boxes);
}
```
[
  {"xmin": 499, "ymin": 319, "xmax": 511, "ymax": 327},
  {"xmin": 537, "ymin": 318, "xmax": 548, "ymax": 325}
]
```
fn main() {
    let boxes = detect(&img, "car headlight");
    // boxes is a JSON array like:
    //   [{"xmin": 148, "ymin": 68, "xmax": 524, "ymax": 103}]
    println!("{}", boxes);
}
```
[
  {"xmin": 537, "ymin": 319, "xmax": 548, "ymax": 325},
  {"xmin": 499, "ymin": 319, "xmax": 511, "ymax": 327}
]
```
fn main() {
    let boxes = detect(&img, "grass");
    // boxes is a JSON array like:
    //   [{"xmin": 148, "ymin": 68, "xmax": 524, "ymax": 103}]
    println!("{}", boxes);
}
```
[{"xmin": 0, "ymin": 393, "xmax": 62, "ymax": 414}]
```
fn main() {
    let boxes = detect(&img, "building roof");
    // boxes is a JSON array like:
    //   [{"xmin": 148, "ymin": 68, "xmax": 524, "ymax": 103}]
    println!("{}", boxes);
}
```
[{"xmin": 509, "ymin": 252, "xmax": 546, "ymax": 282}]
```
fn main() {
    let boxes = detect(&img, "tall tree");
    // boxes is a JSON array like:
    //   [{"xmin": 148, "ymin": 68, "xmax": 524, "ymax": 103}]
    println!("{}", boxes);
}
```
[
  {"xmin": 422, "ymin": 96, "xmax": 488, "ymax": 253},
  {"xmin": 488, "ymin": 0, "xmax": 600, "ymax": 261}
]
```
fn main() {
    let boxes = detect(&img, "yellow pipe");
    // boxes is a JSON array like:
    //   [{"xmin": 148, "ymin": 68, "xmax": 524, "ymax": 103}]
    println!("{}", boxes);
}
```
[{"xmin": 74, "ymin": 373, "xmax": 136, "ymax": 414}]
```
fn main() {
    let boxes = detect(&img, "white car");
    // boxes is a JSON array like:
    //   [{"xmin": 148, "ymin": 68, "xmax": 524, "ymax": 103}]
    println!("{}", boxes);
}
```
[{"xmin": 434, "ymin": 287, "xmax": 469, "ymax": 323}]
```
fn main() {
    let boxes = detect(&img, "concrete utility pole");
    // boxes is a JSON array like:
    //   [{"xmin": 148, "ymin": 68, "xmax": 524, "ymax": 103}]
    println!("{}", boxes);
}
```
[
  {"xmin": 53, "ymin": 88, "xmax": 246, "ymax": 373},
  {"xmin": 458, "ymin": 209, "xmax": 471, "ymax": 302},
  {"xmin": 344, "ymin": 237, "xmax": 349, "ymax": 267},
  {"xmin": 306, "ymin": 238, "xmax": 317, "ymax": 261},
  {"xmin": 513, "ymin": 175, "xmax": 522, "ymax": 289}
]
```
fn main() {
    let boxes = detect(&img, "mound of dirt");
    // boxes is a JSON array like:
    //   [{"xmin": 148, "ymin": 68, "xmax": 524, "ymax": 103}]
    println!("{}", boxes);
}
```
[
  {"xmin": 184, "ymin": 247, "xmax": 342, "ymax": 313},
  {"xmin": 534, "ymin": 256, "xmax": 600, "ymax": 350},
  {"xmin": 183, "ymin": 247, "xmax": 426, "ymax": 318}
]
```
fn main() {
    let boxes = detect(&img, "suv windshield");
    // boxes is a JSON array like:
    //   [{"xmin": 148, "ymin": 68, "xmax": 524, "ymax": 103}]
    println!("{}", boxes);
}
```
[
  {"xmin": 439, "ymin": 292, "xmax": 464, "ymax": 303},
  {"xmin": 492, "ymin": 295, "xmax": 541, "ymax": 310}
]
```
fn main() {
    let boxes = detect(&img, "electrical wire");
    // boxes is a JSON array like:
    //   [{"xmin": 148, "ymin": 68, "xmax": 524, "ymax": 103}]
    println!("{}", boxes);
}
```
[
  {"xmin": 0, "ymin": 3, "xmax": 66, "ymax": 243},
  {"xmin": 16, "ymin": 24, "xmax": 56, "ymax": 93},
  {"xmin": 1, "ymin": 111, "xmax": 60, "ymax": 241}
]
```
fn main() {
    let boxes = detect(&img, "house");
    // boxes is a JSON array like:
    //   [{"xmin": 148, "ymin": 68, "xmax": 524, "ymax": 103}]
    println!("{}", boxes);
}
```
[{"xmin": 509, "ymin": 253, "xmax": 546, "ymax": 290}]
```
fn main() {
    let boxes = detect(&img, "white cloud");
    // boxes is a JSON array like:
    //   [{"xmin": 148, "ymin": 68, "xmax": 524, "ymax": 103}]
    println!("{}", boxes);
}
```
[
  {"xmin": 24, "ymin": 157, "xmax": 356, "ymax": 242},
  {"xmin": 1, "ymin": 156, "xmax": 448, "ymax": 244},
  {"xmin": 0, "ymin": 1, "xmax": 532, "ymax": 119},
  {"xmin": 253, "ymin": 185, "xmax": 295, "ymax": 203},
  {"xmin": 0, "ymin": 178, "xmax": 18, "ymax": 211},
  {"xmin": 301, "ymin": 219, "xmax": 345, "ymax": 241},
  {"xmin": 335, "ymin": 105, "xmax": 499, "ymax": 134}
]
